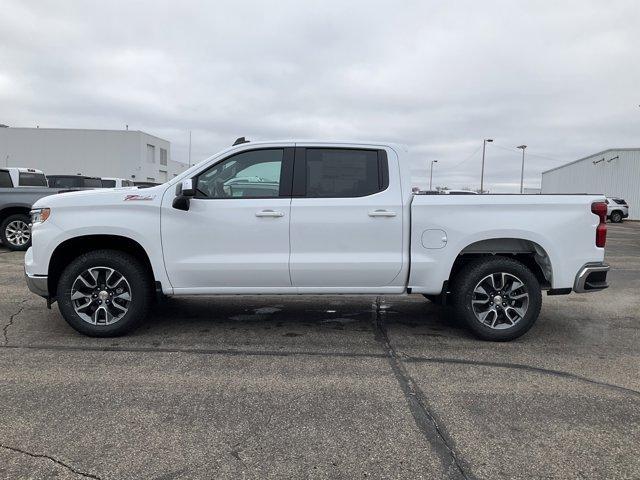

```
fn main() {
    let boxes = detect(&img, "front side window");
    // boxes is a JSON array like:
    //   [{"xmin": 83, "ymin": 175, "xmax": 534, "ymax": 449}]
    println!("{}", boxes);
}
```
[
  {"xmin": 19, "ymin": 172, "xmax": 47, "ymax": 186},
  {"xmin": 304, "ymin": 148, "xmax": 384, "ymax": 198},
  {"xmin": 196, "ymin": 149, "xmax": 283, "ymax": 199},
  {"xmin": 101, "ymin": 179, "xmax": 116, "ymax": 188},
  {"xmin": 0, "ymin": 170, "xmax": 13, "ymax": 188}
]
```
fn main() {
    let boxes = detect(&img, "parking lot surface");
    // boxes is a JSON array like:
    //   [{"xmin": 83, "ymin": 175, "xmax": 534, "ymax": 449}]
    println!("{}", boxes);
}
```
[{"xmin": 1, "ymin": 223, "xmax": 639, "ymax": 479}]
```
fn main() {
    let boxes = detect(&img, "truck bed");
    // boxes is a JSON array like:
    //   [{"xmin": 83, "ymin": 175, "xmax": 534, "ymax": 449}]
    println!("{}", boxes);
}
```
[{"xmin": 408, "ymin": 194, "xmax": 605, "ymax": 294}]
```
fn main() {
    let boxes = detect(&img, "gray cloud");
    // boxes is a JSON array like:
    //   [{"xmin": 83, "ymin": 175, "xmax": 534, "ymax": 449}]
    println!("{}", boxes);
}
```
[{"xmin": 1, "ymin": 0, "xmax": 639, "ymax": 191}]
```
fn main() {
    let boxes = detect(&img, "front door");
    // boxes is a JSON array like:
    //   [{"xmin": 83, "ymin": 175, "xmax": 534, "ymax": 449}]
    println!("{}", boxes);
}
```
[
  {"xmin": 289, "ymin": 146, "xmax": 404, "ymax": 289},
  {"xmin": 161, "ymin": 146, "xmax": 294, "ymax": 292}
]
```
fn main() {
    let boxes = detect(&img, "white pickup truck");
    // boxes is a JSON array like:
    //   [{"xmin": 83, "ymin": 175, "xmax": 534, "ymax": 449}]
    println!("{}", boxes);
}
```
[{"xmin": 25, "ymin": 140, "xmax": 610, "ymax": 341}]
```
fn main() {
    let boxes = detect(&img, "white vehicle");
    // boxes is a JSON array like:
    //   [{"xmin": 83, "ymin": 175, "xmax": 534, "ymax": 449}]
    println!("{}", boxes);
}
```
[
  {"xmin": 101, "ymin": 177, "xmax": 136, "ymax": 188},
  {"xmin": 25, "ymin": 140, "xmax": 610, "ymax": 341},
  {"xmin": 605, "ymin": 197, "xmax": 629, "ymax": 223},
  {"xmin": 1, "ymin": 167, "xmax": 48, "ymax": 187}
]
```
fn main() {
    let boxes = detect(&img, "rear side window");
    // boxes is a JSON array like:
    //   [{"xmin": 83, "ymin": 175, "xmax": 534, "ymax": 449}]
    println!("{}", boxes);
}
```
[
  {"xmin": 303, "ymin": 148, "xmax": 387, "ymax": 198},
  {"xmin": 19, "ymin": 172, "xmax": 47, "ymax": 186},
  {"xmin": 0, "ymin": 170, "xmax": 12, "ymax": 187},
  {"xmin": 101, "ymin": 179, "xmax": 116, "ymax": 188}
]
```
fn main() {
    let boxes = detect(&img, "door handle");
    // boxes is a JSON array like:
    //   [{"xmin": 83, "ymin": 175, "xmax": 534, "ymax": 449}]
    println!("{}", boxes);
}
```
[
  {"xmin": 368, "ymin": 209, "xmax": 397, "ymax": 217},
  {"xmin": 255, "ymin": 210, "xmax": 285, "ymax": 218}
]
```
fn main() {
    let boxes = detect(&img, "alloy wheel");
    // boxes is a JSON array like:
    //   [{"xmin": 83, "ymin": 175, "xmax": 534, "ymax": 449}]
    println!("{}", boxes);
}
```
[
  {"xmin": 70, "ymin": 266, "xmax": 132, "ymax": 325},
  {"xmin": 5, "ymin": 220, "xmax": 31, "ymax": 247},
  {"xmin": 471, "ymin": 272, "xmax": 529, "ymax": 329}
]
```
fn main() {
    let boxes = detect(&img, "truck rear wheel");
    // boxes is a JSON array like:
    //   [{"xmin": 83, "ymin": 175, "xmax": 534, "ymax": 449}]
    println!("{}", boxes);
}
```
[
  {"xmin": 452, "ymin": 257, "xmax": 542, "ymax": 341},
  {"xmin": 56, "ymin": 249, "xmax": 152, "ymax": 337},
  {"xmin": 1, "ymin": 213, "xmax": 31, "ymax": 251}
]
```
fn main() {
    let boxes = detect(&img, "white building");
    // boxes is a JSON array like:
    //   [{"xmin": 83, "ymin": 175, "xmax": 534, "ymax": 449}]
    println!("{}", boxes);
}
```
[
  {"xmin": 541, "ymin": 148, "xmax": 639, "ymax": 220},
  {"xmin": 0, "ymin": 127, "xmax": 187, "ymax": 183}
]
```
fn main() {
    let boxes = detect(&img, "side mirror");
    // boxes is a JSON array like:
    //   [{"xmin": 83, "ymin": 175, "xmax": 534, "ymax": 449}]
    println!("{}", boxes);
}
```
[
  {"xmin": 173, "ymin": 179, "xmax": 196, "ymax": 211},
  {"xmin": 180, "ymin": 179, "xmax": 196, "ymax": 197}
]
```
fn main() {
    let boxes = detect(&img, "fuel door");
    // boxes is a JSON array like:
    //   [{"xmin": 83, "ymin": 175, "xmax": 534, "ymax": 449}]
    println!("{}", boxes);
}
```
[{"xmin": 421, "ymin": 229, "xmax": 447, "ymax": 249}]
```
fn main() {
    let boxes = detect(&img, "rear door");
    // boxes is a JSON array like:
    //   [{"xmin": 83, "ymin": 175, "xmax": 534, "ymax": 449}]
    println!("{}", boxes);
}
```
[{"xmin": 289, "ymin": 146, "xmax": 403, "ymax": 289}]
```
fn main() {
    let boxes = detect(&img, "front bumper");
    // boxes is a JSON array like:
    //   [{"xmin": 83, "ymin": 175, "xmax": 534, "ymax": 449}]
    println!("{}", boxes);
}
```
[
  {"xmin": 25, "ymin": 272, "xmax": 49, "ymax": 298},
  {"xmin": 573, "ymin": 262, "xmax": 609, "ymax": 293}
]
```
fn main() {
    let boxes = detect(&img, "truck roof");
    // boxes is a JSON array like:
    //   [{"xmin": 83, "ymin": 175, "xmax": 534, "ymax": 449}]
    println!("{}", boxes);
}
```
[
  {"xmin": 0, "ymin": 167, "xmax": 45, "ymax": 174},
  {"xmin": 227, "ymin": 139, "xmax": 407, "ymax": 150}
]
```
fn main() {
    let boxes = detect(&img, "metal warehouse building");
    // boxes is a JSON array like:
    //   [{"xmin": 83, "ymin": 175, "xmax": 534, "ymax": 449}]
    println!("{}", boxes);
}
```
[
  {"xmin": 541, "ymin": 148, "xmax": 639, "ymax": 220},
  {"xmin": 0, "ymin": 127, "xmax": 187, "ymax": 183}
]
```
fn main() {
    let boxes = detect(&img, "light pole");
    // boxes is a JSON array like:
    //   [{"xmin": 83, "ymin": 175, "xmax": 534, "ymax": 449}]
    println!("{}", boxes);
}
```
[
  {"xmin": 429, "ymin": 160, "xmax": 438, "ymax": 190},
  {"xmin": 480, "ymin": 138, "xmax": 493, "ymax": 193},
  {"xmin": 517, "ymin": 145, "xmax": 527, "ymax": 194}
]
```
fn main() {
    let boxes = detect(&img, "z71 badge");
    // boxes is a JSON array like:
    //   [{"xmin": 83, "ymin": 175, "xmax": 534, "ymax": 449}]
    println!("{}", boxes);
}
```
[{"xmin": 124, "ymin": 194, "xmax": 155, "ymax": 201}]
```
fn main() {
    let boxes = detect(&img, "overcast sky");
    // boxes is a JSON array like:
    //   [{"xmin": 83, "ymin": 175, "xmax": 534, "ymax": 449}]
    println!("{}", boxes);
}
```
[{"xmin": 1, "ymin": 0, "xmax": 639, "ymax": 191}]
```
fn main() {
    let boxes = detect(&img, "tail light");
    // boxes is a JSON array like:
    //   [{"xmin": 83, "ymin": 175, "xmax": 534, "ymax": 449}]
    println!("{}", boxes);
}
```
[{"xmin": 591, "ymin": 202, "xmax": 607, "ymax": 247}]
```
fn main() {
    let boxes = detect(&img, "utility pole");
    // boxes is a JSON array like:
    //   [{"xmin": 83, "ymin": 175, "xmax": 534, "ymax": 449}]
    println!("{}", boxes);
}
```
[
  {"xmin": 188, "ymin": 130, "xmax": 192, "ymax": 167},
  {"xmin": 429, "ymin": 160, "xmax": 438, "ymax": 190},
  {"xmin": 480, "ymin": 138, "xmax": 493, "ymax": 193},
  {"xmin": 517, "ymin": 145, "xmax": 527, "ymax": 193}
]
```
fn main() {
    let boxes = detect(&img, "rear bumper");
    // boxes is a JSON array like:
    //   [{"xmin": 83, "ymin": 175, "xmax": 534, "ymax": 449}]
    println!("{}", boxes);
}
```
[
  {"xmin": 573, "ymin": 262, "xmax": 609, "ymax": 293},
  {"xmin": 25, "ymin": 272, "xmax": 49, "ymax": 298}
]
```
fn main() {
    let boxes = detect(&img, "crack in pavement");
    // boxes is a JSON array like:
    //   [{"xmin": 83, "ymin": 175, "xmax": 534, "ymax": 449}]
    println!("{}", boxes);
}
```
[
  {"xmin": 372, "ymin": 296, "xmax": 476, "ymax": 480},
  {"xmin": 0, "ymin": 444, "xmax": 103, "ymax": 479},
  {"xmin": 2, "ymin": 343, "xmax": 638, "ymax": 398},
  {"xmin": 403, "ymin": 355, "xmax": 640, "ymax": 399},
  {"xmin": 2, "ymin": 299, "xmax": 27, "ymax": 346}
]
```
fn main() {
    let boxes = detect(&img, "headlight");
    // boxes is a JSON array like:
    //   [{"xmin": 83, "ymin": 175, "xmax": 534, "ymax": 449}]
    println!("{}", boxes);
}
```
[{"xmin": 30, "ymin": 208, "xmax": 51, "ymax": 224}]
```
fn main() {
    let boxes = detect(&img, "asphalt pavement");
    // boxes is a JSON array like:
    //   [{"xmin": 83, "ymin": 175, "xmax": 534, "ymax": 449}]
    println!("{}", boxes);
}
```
[{"xmin": 0, "ymin": 223, "xmax": 638, "ymax": 479}]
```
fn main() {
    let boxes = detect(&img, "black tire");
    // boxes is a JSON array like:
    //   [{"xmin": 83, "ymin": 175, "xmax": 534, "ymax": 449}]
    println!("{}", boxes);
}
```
[
  {"xmin": 610, "ymin": 211, "xmax": 623, "ymax": 223},
  {"xmin": 56, "ymin": 249, "xmax": 152, "ymax": 337},
  {"xmin": 451, "ymin": 257, "xmax": 542, "ymax": 341},
  {"xmin": 1, "ymin": 213, "xmax": 32, "ymax": 251}
]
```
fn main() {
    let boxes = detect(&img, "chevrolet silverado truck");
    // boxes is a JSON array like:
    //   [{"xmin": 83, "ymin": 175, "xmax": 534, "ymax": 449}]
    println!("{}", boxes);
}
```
[{"xmin": 25, "ymin": 140, "xmax": 610, "ymax": 341}]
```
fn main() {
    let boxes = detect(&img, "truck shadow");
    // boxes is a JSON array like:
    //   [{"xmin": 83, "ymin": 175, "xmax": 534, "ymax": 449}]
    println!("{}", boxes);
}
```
[{"xmin": 138, "ymin": 295, "xmax": 469, "ymax": 340}]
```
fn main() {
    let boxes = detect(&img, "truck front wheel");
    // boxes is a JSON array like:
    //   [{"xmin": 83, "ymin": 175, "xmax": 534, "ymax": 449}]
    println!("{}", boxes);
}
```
[
  {"xmin": 1, "ymin": 213, "xmax": 32, "ymax": 251},
  {"xmin": 56, "ymin": 249, "xmax": 152, "ymax": 337},
  {"xmin": 452, "ymin": 257, "xmax": 542, "ymax": 341}
]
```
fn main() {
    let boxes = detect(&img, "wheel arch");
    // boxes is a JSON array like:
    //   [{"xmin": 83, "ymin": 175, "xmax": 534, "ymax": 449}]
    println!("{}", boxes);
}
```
[
  {"xmin": 48, "ymin": 234, "xmax": 156, "ymax": 297},
  {"xmin": 0, "ymin": 205, "xmax": 31, "ymax": 223},
  {"xmin": 449, "ymin": 237, "xmax": 553, "ymax": 289}
]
